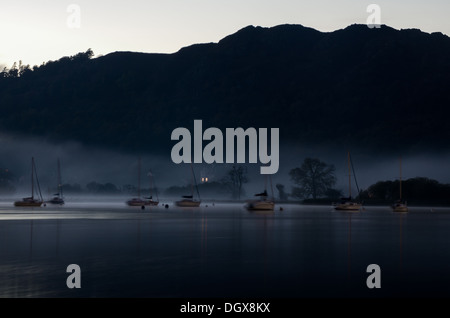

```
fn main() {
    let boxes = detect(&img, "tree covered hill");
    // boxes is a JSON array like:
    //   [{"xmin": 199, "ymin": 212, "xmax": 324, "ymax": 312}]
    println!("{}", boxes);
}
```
[
  {"xmin": 1, "ymin": 24, "xmax": 450, "ymax": 156},
  {"xmin": 359, "ymin": 177, "xmax": 450, "ymax": 206}
]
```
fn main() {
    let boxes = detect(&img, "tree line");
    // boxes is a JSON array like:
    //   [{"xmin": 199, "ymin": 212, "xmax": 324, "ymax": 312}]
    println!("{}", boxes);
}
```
[
  {"xmin": 1, "ymin": 49, "xmax": 94, "ymax": 79},
  {"xmin": 2, "ymin": 158, "xmax": 450, "ymax": 205},
  {"xmin": 0, "ymin": 164, "xmax": 251, "ymax": 199},
  {"xmin": 288, "ymin": 157, "xmax": 450, "ymax": 206}
]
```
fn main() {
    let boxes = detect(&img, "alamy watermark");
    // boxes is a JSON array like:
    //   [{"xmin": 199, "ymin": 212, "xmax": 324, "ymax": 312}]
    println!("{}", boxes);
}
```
[
  {"xmin": 171, "ymin": 120, "xmax": 279, "ymax": 175},
  {"xmin": 366, "ymin": 264, "xmax": 381, "ymax": 288},
  {"xmin": 367, "ymin": 4, "xmax": 381, "ymax": 28},
  {"xmin": 67, "ymin": 4, "xmax": 81, "ymax": 29},
  {"xmin": 66, "ymin": 264, "xmax": 81, "ymax": 288}
]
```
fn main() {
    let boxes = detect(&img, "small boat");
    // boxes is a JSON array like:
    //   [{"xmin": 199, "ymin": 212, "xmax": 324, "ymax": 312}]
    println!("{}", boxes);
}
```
[
  {"xmin": 334, "ymin": 152, "xmax": 362, "ymax": 211},
  {"xmin": 127, "ymin": 157, "xmax": 144, "ymax": 207},
  {"xmin": 14, "ymin": 157, "xmax": 44, "ymax": 207},
  {"xmin": 245, "ymin": 175, "xmax": 275, "ymax": 211},
  {"xmin": 126, "ymin": 198, "xmax": 149, "ymax": 206},
  {"xmin": 143, "ymin": 170, "xmax": 159, "ymax": 206},
  {"xmin": 144, "ymin": 197, "xmax": 160, "ymax": 206},
  {"xmin": 127, "ymin": 178, "xmax": 160, "ymax": 207},
  {"xmin": 14, "ymin": 196, "xmax": 44, "ymax": 207},
  {"xmin": 246, "ymin": 190, "xmax": 275, "ymax": 211},
  {"xmin": 175, "ymin": 163, "xmax": 201, "ymax": 207},
  {"xmin": 176, "ymin": 195, "xmax": 201, "ymax": 207},
  {"xmin": 126, "ymin": 158, "xmax": 159, "ymax": 207},
  {"xmin": 392, "ymin": 200, "xmax": 408, "ymax": 212},
  {"xmin": 47, "ymin": 159, "xmax": 65, "ymax": 205},
  {"xmin": 391, "ymin": 157, "xmax": 408, "ymax": 213},
  {"xmin": 127, "ymin": 196, "xmax": 159, "ymax": 206},
  {"xmin": 128, "ymin": 198, "xmax": 160, "ymax": 207},
  {"xmin": 334, "ymin": 197, "xmax": 362, "ymax": 211}
]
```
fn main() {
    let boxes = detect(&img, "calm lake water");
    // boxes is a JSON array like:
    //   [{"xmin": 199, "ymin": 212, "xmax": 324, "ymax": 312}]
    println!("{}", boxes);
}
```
[{"xmin": 0, "ymin": 198, "xmax": 449, "ymax": 298}]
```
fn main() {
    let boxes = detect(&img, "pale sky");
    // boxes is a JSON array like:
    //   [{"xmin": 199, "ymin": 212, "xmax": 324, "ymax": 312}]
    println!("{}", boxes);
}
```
[{"xmin": 1, "ymin": 0, "xmax": 449, "ymax": 68}]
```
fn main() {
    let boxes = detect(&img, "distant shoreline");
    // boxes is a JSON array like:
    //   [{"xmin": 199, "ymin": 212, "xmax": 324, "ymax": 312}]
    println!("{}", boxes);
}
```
[{"xmin": 1, "ymin": 195, "xmax": 450, "ymax": 209}]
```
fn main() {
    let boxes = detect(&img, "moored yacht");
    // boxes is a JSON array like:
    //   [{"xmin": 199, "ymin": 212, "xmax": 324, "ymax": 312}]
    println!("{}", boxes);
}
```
[
  {"xmin": 334, "ymin": 152, "xmax": 362, "ymax": 211},
  {"xmin": 14, "ymin": 157, "xmax": 44, "ymax": 207}
]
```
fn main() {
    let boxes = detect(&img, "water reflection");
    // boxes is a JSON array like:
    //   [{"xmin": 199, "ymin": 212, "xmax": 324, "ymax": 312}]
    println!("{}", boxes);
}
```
[
  {"xmin": 0, "ymin": 202, "xmax": 449, "ymax": 297},
  {"xmin": 136, "ymin": 217, "xmax": 141, "ymax": 256},
  {"xmin": 398, "ymin": 212, "xmax": 405, "ymax": 271},
  {"xmin": 55, "ymin": 219, "xmax": 60, "ymax": 257},
  {"xmin": 347, "ymin": 213, "xmax": 352, "ymax": 278},
  {"xmin": 201, "ymin": 209, "xmax": 207, "ymax": 268},
  {"xmin": 260, "ymin": 212, "xmax": 271, "ymax": 290},
  {"xmin": 29, "ymin": 218, "xmax": 33, "ymax": 262}
]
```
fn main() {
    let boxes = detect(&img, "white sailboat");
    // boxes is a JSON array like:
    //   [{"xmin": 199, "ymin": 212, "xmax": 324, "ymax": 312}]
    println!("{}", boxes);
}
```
[
  {"xmin": 143, "ymin": 170, "xmax": 159, "ymax": 206},
  {"xmin": 47, "ymin": 158, "xmax": 65, "ymax": 205},
  {"xmin": 245, "ymin": 190, "xmax": 275, "ymax": 211},
  {"xmin": 392, "ymin": 157, "xmax": 408, "ymax": 213},
  {"xmin": 127, "ymin": 157, "xmax": 148, "ymax": 207},
  {"xmin": 14, "ymin": 157, "xmax": 44, "ymax": 207},
  {"xmin": 175, "ymin": 163, "xmax": 201, "ymax": 207},
  {"xmin": 245, "ymin": 175, "xmax": 275, "ymax": 211},
  {"xmin": 127, "ymin": 158, "xmax": 160, "ymax": 207},
  {"xmin": 334, "ymin": 152, "xmax": 362, "ymax": 211}
]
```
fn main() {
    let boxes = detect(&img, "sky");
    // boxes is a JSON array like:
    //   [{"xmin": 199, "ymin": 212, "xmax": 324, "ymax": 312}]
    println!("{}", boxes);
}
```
[{"xmin": 1, "ymin": 0, "xmax": 450, "ymax": 69}]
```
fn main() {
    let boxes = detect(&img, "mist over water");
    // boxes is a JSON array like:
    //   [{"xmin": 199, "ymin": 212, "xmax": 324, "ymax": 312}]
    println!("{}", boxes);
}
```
[
  {"xmin": 1, "ymin": 133, "xmax": 450, "ymax": 201},
  {"xmin": 270, "ymin": 142, "xmax": 450, "ymax": 196}
]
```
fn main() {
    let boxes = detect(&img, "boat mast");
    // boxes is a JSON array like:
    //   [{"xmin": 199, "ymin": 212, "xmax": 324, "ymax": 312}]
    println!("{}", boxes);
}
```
[
  {"xmin": 138, "ymin": 157, "xmax": 141, "ymax": 198},
  {"xmin": 347, "ymin": 151, "xmax": 352, "ymax": 198},
  {"xmin": 31, "ymin": 157, "xmax": 34, "ymax": 200},
  {"xmin": 149, "ymin": 170, "xmax": 159, "ymax": 201},
  {"xmin": 190, "ymin": 162, "xmax": 201, "ymax": 201},
  {"xmin": 150, "ymin": 172, "xmax": 153, "ymax": 198},
  {"xmin": 33, "ymin": 158, "xmax": 44, "ymax": 202},
  {"xmin": 399, "ymin": 156, "xmax": 402, "ymax": 201},
  {"xmin": 154, "ymin": 174, "xmax": 159, "ymax": 201},
  {"xmin": 57, "ymin": 158, "xmax": 62, "ymax": 198}
]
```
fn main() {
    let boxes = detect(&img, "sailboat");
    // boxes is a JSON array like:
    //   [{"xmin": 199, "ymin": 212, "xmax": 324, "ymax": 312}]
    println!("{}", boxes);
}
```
[
  {"xmin": 47, "ymin": 159, "xmax": 65, "ymax": 205},
  {"xmin": 245, "ymin": 175, "xmax": 275, "ymax": 211},
  {"xmin": 175, "ymin": 163, "xmax": 201, "ymax": 207},
  {"xmin": 14, "ymin": 157, "xmax": 44, "ymax": 207},
  {"xmin": 392, "ymin": 157, "xmax": 408, "ymax": 212},
  {"xmin": 126, "ymin": 158, "xmax": 158, "ymax": 207},
  {"xmin": 334, "ymin": 152, "xmax": 362, "ymax": 211},
  {"xmin": 143, "ymin": 170, "xmax": 159, "ymax": 206}
]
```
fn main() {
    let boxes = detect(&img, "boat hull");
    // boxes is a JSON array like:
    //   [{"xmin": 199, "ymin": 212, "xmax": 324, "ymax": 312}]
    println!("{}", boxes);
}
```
[
  {"xmin": 392, "ymin": 205, "xmax": 408, "ymax": 212},
  {"xmin": 14, "ymin": 200, "xmax": 43, "ymax": 207},
  {"xmin": 127, "ymin": 198, "xmax": 159, "ymax": 207},
  {"xmin": 175, "ymin": 200, "xmax": 201, "ymax": 207},
  {"xmin": 334, "ymin": 203, "xmax": 362, "ymax": 211},
  {"xmin": 246, "ymin": 200, "xmax": 275, "ymax": 211}
]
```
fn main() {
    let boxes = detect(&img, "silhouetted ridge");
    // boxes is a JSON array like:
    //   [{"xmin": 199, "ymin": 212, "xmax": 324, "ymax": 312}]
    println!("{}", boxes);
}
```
[{"xmin": 1, "ymin": 24, "xmax": 450, "ymax": 156}]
